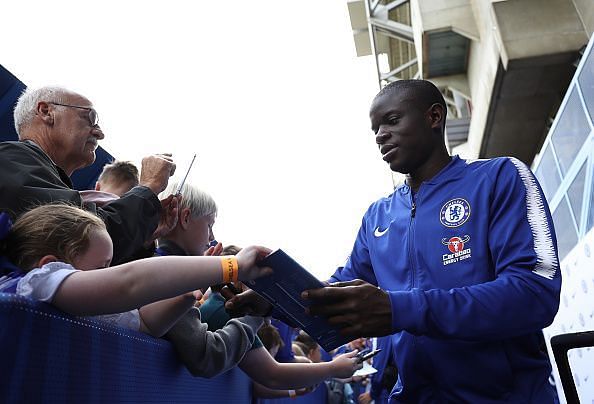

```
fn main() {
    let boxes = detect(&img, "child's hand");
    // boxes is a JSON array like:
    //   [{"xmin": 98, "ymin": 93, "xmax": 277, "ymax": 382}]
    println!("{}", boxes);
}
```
[
  {"xmin": 295, "ymin": 386, "xmax": 316, "ymax": 396},
  {"xmin": 192, "ymin": 290, "xmax": 203, "ymax": 302},
  {"xmin": 358, "ymin": 392, "xmax": 373, "ymax": 404},
  {"xmin": 330, "ymin": 350, "xmax": 363, "ymax": 379},
  {"xmin": 181, "ymin": 290, "xmax": 203, "ymax": 306},
  {"xmin": 204, "ymin": 242, "xmax": 223, "ymax": 257},
  {"xmin": 236, "ymin": 246, "xmax": 272, "ymax": 281}
]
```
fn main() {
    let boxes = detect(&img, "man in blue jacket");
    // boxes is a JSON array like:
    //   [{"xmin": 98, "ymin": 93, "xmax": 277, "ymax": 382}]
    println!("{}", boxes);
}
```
[
  {"xmin": 301, "ymin": 80, "xmax": 561, "ymax": 402},
  {"xmin": 226, "ymin": 79, "xmax": 561, "ymax": 402}
]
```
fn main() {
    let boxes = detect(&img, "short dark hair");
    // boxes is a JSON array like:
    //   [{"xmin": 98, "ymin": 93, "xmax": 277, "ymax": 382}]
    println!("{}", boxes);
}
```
[
  {"xmin": 98, "ymin": 161, "xmax": 139, "ymax": 187},
  {"xmin": 221, "ymin": 245, "xmax": 242, "ymax": 256},
  {"xmin": 294, "ymin": 330, "xmax": 319, "ymax": 356},
  {"xmin": 258, "ymin": 324, "xmax": 284, "ymax": 352},
  {"xmin": 375, "ymin": 79, "xmax": 447, "ymax": 130}
]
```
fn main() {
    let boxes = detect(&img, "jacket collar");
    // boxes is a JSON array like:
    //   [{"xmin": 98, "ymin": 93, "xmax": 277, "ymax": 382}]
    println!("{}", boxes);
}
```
[
  {"xmin": 398, "ymin": 155, "xmax": 466, "ymax": 194},
  {"xmin": 22, "ymin": 140, "xmax": 74, "ymax": 189}
]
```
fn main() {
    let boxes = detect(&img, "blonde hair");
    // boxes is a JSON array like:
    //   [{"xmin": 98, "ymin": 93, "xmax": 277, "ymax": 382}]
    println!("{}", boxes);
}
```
[
  {"xmin": 162, "ymin": 181, "xmax": 217, "ymax": 218},
  {"xmin": 98, "ymin": 160, "xmax": 139, "ymax": 188},
  {"xmin": 6, "ymin": 204, "xmax": 105, "ymax": 270}
]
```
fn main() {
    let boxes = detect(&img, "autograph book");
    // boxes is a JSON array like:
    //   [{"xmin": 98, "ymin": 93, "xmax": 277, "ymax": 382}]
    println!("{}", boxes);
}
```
[{"xmin": 251, "ymin": 249, "xmax": 352, "ymax": 352}]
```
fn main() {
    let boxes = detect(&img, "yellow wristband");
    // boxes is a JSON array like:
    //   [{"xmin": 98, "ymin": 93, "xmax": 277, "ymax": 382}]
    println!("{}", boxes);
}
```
[
  {"xmin": 288, "ymin": 390, "xmax": 297, "ymax": 399},
  {"xmin": 221, "ymin": 256, "xmax": 238, "ymax": 283}
]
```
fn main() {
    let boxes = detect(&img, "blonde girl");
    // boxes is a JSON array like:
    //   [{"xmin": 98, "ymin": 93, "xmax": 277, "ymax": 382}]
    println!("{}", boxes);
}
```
[{"xmin": 1, "ymin": 204, "xmax": 271, "ymax": 337}]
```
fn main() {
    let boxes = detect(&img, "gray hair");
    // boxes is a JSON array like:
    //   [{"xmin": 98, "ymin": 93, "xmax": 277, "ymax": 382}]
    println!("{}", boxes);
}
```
[
  {"xmin": 13, "ymin": 86, "xmax": 70, "ymax": 137},
  {"xmin": 163, "ymin": 182, "xmax": 217, "ymax": 218}
]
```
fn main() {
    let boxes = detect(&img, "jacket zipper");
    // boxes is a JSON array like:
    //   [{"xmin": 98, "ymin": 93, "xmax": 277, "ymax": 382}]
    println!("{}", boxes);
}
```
[{"xmin": 409, "ymin": 191, "xmax": 417, "ymax": 288}]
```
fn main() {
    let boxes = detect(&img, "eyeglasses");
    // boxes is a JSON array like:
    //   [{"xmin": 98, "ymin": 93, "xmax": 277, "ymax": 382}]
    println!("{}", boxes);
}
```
[{"xmin": 49, "ymin": 102, "xmax": 99, "ymax": 127}]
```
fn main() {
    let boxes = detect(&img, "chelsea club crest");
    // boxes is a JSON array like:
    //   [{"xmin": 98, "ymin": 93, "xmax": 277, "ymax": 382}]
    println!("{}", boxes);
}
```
[{"xmin": 440, "ymin": 198, "xmax": 471, "ymax": 227}]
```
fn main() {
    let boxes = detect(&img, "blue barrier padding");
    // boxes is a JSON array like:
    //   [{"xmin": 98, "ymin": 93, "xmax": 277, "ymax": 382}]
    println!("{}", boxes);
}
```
[
  {"xmin": 0, "ymin": 64, "xmax": 24, "ymax": 142},
  {"xmin": 256, "ymin": 383, "xmax": 328, "ymax": 404},
  {"xmin": 0, "ymin": 293, "xmax": 252, "ymax": 403}
]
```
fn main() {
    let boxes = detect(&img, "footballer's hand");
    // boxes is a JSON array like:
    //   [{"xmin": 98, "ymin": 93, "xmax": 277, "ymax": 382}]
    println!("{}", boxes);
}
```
[
  {"xmin": 302, "ymin": 279, "xmax": 393, "ymax": 337},
  {"xmin": 222, "ymin": 288, "xmax": 273, "ymax": 317}
]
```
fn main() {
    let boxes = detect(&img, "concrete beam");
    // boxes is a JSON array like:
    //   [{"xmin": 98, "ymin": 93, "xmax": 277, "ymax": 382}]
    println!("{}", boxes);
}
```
[
  {"xmin": 384, "ymin": 0, "xmax": 409, "ymax": 13},
  {"xmin": 493, "ymin": 0, "xmax": 588, "ymax": 65},
  {"xmin": 480, "ymin": 52, "xmax": 578, "ymax": 164},
  {"xmin": 369, "ymin": 17, "xmax": 414, "ymax": 42},
  {"xmin": 415, "ymin": 0, "xmax": 480, "ymax": 41},
  {"xmin": 381, "ymin": 58, "xmax": 418, "ymax": 80}
]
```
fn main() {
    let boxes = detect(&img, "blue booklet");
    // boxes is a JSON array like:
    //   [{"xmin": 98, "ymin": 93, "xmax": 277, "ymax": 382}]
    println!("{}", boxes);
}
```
[{"xmin": 249, "ymin": 249, "xmax": 352, "ymax": 352}]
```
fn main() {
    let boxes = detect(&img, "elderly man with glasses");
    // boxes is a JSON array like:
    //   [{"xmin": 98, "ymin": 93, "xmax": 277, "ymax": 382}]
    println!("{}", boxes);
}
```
[{"xmin": 0, "ymin": 86, "xmax": 177, "ymax": 265}]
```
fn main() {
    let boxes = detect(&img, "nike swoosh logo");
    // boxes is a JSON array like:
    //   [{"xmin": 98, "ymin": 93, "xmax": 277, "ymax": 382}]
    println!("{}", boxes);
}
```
[{"xmin": 374, "ymin": 226, "xmax": 389, "ymax": 237}]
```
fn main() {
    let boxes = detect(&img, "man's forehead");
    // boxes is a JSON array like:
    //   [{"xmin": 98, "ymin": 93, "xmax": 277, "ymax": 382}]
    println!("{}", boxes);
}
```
[
  {"xmin": 64, "ymin": 91, "xmax": 93, "ymax": 107},
  {"xmin": 370, "ymin": 92, "xmax": 417, "ymax": 115}
]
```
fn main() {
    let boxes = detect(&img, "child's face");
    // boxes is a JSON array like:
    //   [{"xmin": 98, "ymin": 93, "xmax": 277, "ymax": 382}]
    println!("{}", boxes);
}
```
[
  {"xmin": 73, "ymin": 228, "xmax": 113, "ymax": 270},
  {"xmin": 186, "ymin": 213, "xmax": 216, "ymax": 256},
  {"xmin": 309, "ymin": 346, "xmax": 322, "ymax": 363}
]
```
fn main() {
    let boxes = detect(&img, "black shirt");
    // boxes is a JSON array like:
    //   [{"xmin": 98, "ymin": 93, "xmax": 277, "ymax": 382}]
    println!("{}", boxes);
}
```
[{"xmin": 0, "ymin": 140, "xmax": 161, "ymax": 265}]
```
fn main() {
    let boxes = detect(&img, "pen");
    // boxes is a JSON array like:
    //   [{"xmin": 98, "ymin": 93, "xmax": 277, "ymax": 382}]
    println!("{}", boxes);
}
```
[{"xmin": 175, "ymin": 153, "xmax": 197, "ymax": 196}]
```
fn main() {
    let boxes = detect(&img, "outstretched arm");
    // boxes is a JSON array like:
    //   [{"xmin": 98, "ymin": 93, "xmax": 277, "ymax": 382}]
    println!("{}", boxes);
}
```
[
  {"xmin": 252, "ymin": 383, "xmax": 314, "ymax": 399},
  {"xmin": 239, "ymin": 346, "xmax": 361, "ymax": 390},
  {"xmin": 51, "ymin": 246, "xmax": 272, "ymax": 317},
  {"xmin": 138, "ymin": 293, "xmax": 196, "ymax": 337},
  {"xmin": 165, "ymin": 307, "xmax": 264, "ymax": 377}
]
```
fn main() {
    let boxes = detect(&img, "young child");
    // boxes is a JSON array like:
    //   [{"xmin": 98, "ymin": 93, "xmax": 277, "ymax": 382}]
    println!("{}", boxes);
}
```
[
  {"xmin": 197, "ymin": 244, "xmax": 364, "ymax": 397},
  {"xmin": 0, "ymin": 204, "xmax": 272, "ymax": 337}
]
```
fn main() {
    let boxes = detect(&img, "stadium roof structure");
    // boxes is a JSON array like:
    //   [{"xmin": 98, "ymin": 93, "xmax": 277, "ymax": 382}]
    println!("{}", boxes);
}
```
[{"xmin": 346, "ymin": 0, "xmax": 591, "ymax": 166}]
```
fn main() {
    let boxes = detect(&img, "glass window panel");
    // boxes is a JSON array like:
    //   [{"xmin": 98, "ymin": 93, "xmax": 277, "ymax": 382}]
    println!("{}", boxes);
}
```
[
  {"xmin": 552, "ymin": 197, "xmax": 578, "ymax": 262},
  {"xmin": 587, "ymin": 167, "xmax": 594, "ymax": 233},
  {"xmin": 578, "ymin": 45, "xmax": 594, "ymax": 123},
  {"xmin": 551, "ymin": 88, "xmax": 590, "ymax": 176},
  {"xmin": 567, "ymin": 160, "xmax": 587, "ymax": 231},
  {"xmin": 534, "ymin": 144, "xmax": 561, "ymax": 202}
]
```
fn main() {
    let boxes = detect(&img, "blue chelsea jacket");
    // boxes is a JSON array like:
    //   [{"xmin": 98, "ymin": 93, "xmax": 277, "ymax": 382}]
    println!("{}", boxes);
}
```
[{"xmin": 331, "ymin": 156, "xmax": 561, "ymax": 403}]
